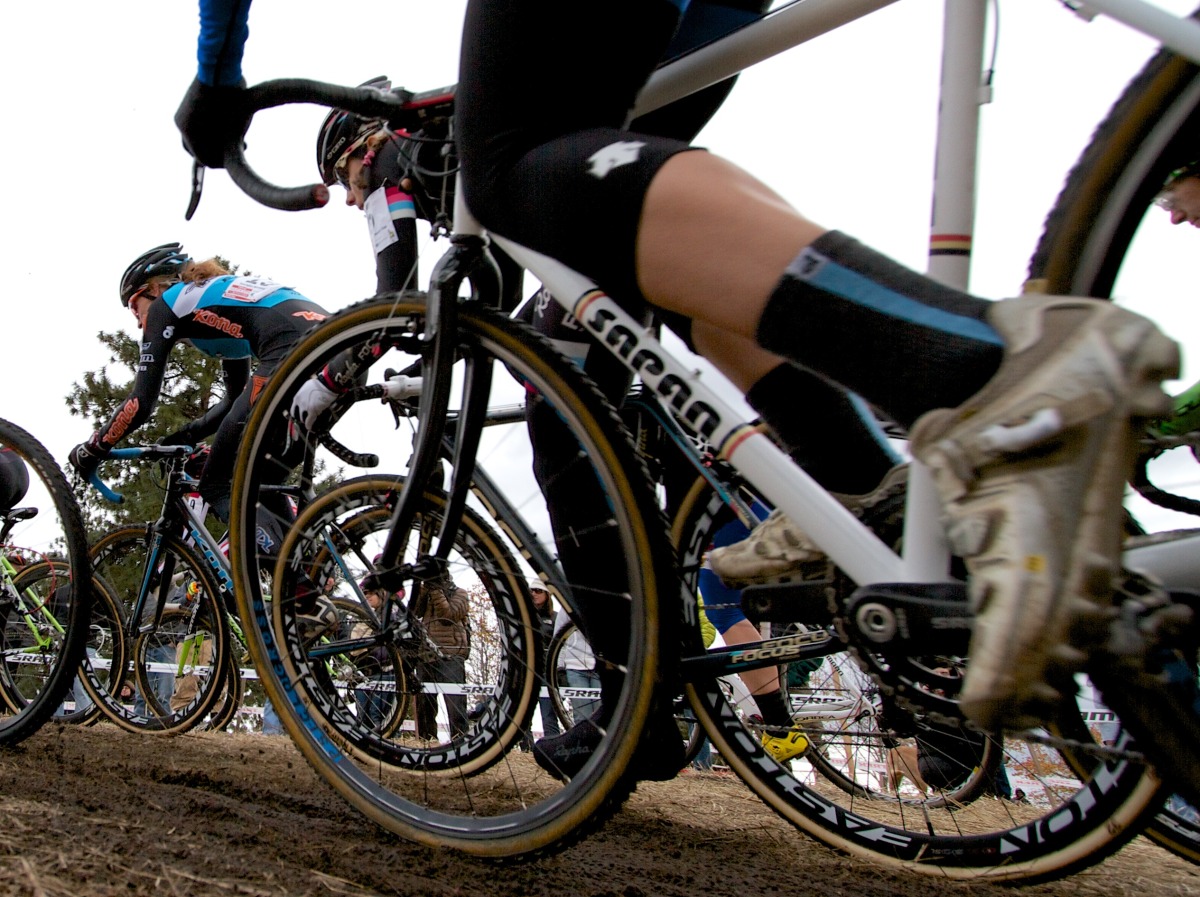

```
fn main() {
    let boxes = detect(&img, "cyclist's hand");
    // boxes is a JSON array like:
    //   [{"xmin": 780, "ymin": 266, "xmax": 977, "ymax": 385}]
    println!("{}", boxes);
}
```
[
  {"xmin": 183, "ymin": 445, "xmax": 211, "ymax": 480},
  {"xmin": 160, "ymin": 428, "xmax": 194, "ymax": 447},
  {"xmin": 292, "ymin": 378, "xmax": 339, "ymax": 431},
  {"xmin": 174, "ymin": 77, "xmax": 250, "ymax": 169},
  {"xmin": 68, "ymin": 442, "xmax": 105, "ymax": 479}
]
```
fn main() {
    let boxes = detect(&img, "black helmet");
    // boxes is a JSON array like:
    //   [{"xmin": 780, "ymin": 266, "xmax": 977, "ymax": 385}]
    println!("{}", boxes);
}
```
[
  {"xmin": 316, "ymin": 76, "xmax": 391, "ymax": 187},
  {"xmin": 120, "ymin": 242, "xmax": 190, "ymax": 307}
]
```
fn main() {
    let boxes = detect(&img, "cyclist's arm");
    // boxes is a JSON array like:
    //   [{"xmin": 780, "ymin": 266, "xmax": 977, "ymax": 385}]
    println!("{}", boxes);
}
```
[
  {"xmin": 197, "ymin": 0, "xmax": 253, "ymax": 86},
  {"xmin": 364, "ymin": 138, "xmax": 421, "ymax": 293},
  {"xmin": 163, "ymin": 357, "xmax": 252, "ymax": 446},
  {"xmin": 82, "ymin": 302, "xmax": 180, "ymax": 455}
]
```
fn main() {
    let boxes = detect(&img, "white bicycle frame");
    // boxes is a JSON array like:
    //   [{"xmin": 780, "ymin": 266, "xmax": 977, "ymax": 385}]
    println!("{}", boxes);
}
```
[{"xmin": 453, "ymin": 0, "xmax": 1200, "ymax": 593}]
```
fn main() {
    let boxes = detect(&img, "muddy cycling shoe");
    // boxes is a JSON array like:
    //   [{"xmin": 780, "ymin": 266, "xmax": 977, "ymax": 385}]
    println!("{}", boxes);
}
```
[
  {"xmin": 708, "ymin": 464, "xmax": 909, "ymax": 588},
  {"xmin": 533, "ymin": 709, "xmax": 685, "ymax": 783},
  {"xmin": 909, "ymin": 294, "xmax": 1180, "ymax": 731},
  {"xmin": 533, "ymin": 718, "xmax": 602, "ymax": 781}
]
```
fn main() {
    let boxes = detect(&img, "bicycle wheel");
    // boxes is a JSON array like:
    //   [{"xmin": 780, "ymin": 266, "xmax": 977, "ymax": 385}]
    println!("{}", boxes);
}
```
[
  {"xmin": 672, "ymin": 473, "xmax": 1165, "ymax": 881},
  {"xmin": 0, "ymin": 419, "xmax": 92, "ymax": 744},
  {"xmin": 1028, "ymin": 17, "xmax": 1200, "ymax": 859},
  {"xmin": 83, "ymin": 527, "xmax": 230, "ymax": 735},
  {"xmin": 54, "ymin": 571, "xmax": 124, "ymax": 726},
  {"xmin": 229, "ymin": 293, "xmax": 677, "ymax": 858},
  {"xmin": 0, "ymin": 561, "xmax": 106, "ymax": 725},
  {"xmin": 545, "ymin": 620, "xmax": 701, "ymax": 768},
  {"xmin": 275, "ymin": 479, "xmax": 508, "ymax": 754}
]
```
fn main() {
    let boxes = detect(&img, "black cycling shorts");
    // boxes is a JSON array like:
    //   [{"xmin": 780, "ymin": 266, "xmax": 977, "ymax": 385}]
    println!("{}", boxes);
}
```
[{"xmin": 457, "ymin": 0, "xmax": 697, "ymax": 312}]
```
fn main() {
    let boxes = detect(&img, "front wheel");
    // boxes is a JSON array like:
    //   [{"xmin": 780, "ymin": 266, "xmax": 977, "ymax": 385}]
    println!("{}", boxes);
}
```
[
  {"xmin": 0, "ymin": 418, "xmax": 93, "ymax": 744},
  {"xmin": 229, "ymin": 294, "xmax": 679, "ymax": 858}
]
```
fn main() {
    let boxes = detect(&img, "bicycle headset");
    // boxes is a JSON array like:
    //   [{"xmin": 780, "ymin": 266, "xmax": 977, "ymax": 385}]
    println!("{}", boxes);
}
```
[
  {"xmin": 119, "ymin": 242, "xmax": 190, "ymax": 307},
  {"xmin": 315, "ymin": 75, "xmax": 393, "ymax": 186}
]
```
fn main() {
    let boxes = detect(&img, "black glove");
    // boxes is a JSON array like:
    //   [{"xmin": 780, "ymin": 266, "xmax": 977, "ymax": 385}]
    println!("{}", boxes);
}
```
[
  {"xmin": 160, "ymin": 429, "xmax": 194, "ymax": 447},
  {"xmin": 182, "ymin": 446, "xmax": 211, "ymax": 481},
  {"xmin": 68, "ymin": 442, "xmax": 107, "ymax": 479},
  {"xmin": 174, "ymin": 77, "xmax": 250, "ymax": 169}
]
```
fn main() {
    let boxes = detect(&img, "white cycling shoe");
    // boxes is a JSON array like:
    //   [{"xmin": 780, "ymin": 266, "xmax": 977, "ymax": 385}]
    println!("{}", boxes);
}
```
[
  {"xmin": 909, "ymin": 294, "xmax": 1179, "ymax": 730},
  {"xmin": 707, "ymin": 464, "xmax": 908, "ymax": 588}
]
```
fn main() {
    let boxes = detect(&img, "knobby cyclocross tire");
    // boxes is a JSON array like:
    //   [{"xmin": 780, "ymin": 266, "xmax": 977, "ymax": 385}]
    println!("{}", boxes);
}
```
[
  {"xmin": 229, "ymin": 293, "xmax": 679, "ymax": 858},
  {"xmin": 0, "ymin": 418, "xmax": 92, "ymax": 744},
  {"xmin": 84, "ymin": 527, "xmax": 231, "ymax": 735},
  {"xmin": 670, "ymin": 472, "xmax": 1165, "ymax": 881},
  {"xmin": 1028, "ymin": 8, "xmax": 1200, "ymax": 863}
]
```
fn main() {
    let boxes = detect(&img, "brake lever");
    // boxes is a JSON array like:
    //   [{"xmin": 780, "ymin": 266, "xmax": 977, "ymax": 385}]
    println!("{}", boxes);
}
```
[{"xmin": 185, "ymin": 161, "xmax": 205, "ymax": 221}]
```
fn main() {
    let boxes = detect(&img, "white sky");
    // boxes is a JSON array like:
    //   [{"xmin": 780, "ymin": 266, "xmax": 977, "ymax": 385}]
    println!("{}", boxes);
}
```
[{"xmin": 4, "ymin": 0, "xmax": 1199, "ymax": 531}]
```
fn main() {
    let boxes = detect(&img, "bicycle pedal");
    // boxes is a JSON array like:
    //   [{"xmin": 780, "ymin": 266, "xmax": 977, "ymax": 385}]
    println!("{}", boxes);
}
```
[{"xmin": 740, "ymin": 580, "xmax": 836, "ymax": 625}]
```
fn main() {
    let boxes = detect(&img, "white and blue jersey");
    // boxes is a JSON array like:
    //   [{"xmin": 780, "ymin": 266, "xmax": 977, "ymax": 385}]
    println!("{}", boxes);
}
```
[{"xmin": 87, "ymin": 274, "xmax": 328, "ymax": 453}]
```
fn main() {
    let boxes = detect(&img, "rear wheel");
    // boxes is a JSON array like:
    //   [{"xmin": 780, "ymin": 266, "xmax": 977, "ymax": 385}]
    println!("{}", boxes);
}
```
[
  {"xmin": 1028, "ymin": 17, "xmax": 1200, "ymax": 858},
  {"xmin": 674, "ymin": 474, "xmax": 1165, "ymax": 881}
]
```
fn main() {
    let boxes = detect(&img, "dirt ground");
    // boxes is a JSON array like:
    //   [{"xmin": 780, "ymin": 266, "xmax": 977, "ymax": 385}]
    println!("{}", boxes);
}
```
[{"xmin": 0, "ymin": 724, "xmax": 1196, "ymax": 897}]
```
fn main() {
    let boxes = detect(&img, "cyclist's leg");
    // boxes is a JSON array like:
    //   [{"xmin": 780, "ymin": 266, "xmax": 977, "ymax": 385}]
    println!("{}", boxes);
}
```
[
  {"xmin": 198, "ymin": 372, "xmax": 293, "ymax": 556},
  {"xmin": 458, "ymin": 0, "xmax": 1179, "ymax": 731},
  {"xmin": 520, "ymin": 290, "xmax": 686, "ymax": 780}
]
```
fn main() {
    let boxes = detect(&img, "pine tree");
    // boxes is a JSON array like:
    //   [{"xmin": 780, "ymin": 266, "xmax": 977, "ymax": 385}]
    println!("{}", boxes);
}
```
[{"xmin": 65, "ymin": 330, "xmax": 226, "ymax": 539}]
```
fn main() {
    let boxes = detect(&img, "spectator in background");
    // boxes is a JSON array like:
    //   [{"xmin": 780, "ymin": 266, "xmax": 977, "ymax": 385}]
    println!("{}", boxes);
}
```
[
  {"xmin": 528, "ymin": 580, "xmax": 562, "ymax": 746},
  {"xmin": 413, "ymin": 574, "xmax": 471, "ymax": 741},
  {"xmin": 1158, "ymin": 161, "xmax": 1200, "ymax": 227}
]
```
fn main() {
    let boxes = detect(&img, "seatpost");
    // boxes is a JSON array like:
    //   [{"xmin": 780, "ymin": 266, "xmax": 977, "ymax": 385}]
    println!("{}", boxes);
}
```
[{"xmin": 927, "ymin": 0, "xmax": 988, "ymax": 291}]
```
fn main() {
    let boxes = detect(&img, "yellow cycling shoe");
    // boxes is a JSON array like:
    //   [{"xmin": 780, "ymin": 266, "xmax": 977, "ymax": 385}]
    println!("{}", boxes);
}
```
[{"xmin": 761, "ymin": 726, "xmax": 809, "ymax": 764}]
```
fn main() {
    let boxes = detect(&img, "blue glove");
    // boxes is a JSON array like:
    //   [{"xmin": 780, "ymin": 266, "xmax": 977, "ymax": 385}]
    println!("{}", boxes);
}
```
[{"xmin": 174, "ymin": 77, "xmax": 250, "ymax": 169}]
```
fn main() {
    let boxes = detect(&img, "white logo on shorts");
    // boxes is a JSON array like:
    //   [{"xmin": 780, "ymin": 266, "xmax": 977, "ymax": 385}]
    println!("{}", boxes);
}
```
[{"xmin": 587, "ymin": 141, "xmax": 646, "ymax": 179}]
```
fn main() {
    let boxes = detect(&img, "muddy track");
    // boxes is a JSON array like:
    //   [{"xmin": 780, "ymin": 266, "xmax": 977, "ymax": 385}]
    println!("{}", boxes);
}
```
[{"xmin": 0, "ymin": 723, "xmax": 1194, "ymax": 897}]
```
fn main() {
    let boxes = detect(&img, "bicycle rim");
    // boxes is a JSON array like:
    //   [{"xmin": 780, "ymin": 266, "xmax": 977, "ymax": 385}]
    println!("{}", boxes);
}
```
[
  {"xmin": 84, "ymin": 528, "xmax": 230, "ymax": 735},
  {"xmin": 230, "ymin": 294, "xmax": 676, "ymax": 857},
  {"xmin": 273, "ymin": 476, "xmax": 528, "ymax": 769},
  {"xmin": 673, "ymin": 476, "xmax": 1163, "ymax": 881},
  {"xmin": 0, "ymin": 419, "xmax": 92, "ymax": 743}
]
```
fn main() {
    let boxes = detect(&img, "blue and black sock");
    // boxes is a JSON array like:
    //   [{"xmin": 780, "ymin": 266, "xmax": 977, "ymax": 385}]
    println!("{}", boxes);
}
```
[
  {"xmin": 746, "ymin": 362, "xmax": 899, "ymax": 495},
  {"xmin": 755, "ymin": 231, "xmax": 1003, "ymax": 428}
]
